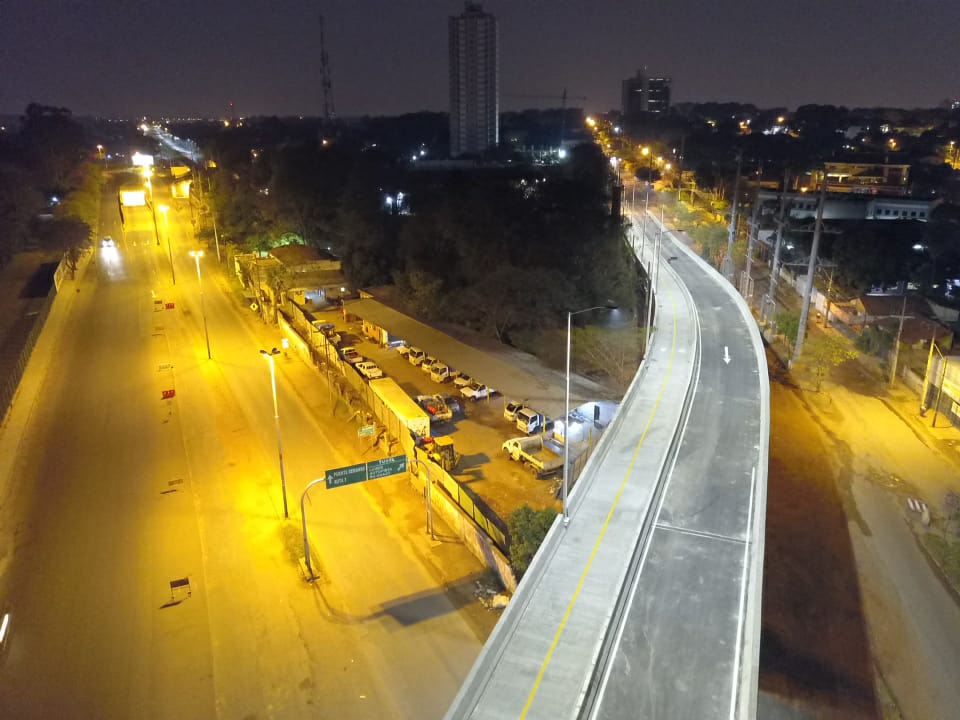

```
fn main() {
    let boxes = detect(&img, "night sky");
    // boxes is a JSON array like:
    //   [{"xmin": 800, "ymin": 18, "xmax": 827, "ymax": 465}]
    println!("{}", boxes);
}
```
[{"xmin": 2, "ymin": 0, "xmax": 958, "ymax": 119}]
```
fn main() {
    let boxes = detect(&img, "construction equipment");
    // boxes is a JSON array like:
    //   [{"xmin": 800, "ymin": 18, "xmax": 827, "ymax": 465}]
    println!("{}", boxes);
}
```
[{"xmin": 418, "ymin": 435, "xmax": 461, "ymax": 473}]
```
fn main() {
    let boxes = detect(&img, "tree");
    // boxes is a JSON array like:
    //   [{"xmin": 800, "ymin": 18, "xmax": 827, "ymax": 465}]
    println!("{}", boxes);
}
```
[
  {"xmin": 572, "ymin": 325, "xmax": 642, "ymax": 393},
  {"xmin": 453, "ymin": 265, "xmax": 567, "ymax": 345},
  {"xmin": 775, "ymin": 310, "xmax": 800, "ymax": 349},
  {"xmin": 59, "ymin": 160, "xmax": 103, "ymax": 233},
  {"xmin": 507, "ymin": 504, "xmax": 558, "ymax": 578},
  {"xmin": 802, "ymin": 334, "xmax": 858, "ymax": 392},
  {"xmin": 0, "ymin": 163, "xmax": 43, "ymax": 266},
  {"xmin": 31, "ymin": 216, "xmax": 89, "ymax": 277},
  {"xmin": 18, "ymin": 103, "xmax": 85, "ymax": 192},
  {"xmin": 689, "ymin": 223, "xmax": 728, "ymax": 266},
  {"xmin": 265, "ymin": 266, "xmax": 288, "ymax": 323}
]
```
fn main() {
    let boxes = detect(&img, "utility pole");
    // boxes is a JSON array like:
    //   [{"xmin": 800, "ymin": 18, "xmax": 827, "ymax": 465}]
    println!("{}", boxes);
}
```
[
  {"xmin": 764, "ymin": 170, "xmax": 791, "ymax": 324},
  {"xmin": 790, "ymin": 178, "xmax": 828, "ymax": 368},
  {"xmin": 888, "ymin": 292, "xmax": 909, "ymax": 388},
  {"xmin": 676, "ymin": 135, "xmax": 685, "ymax": 201},
  {"xmin": 741, "ymin": 167, "xmax": 763, "ymax": 303},
  {"xmin": 722, "ymin": 152, "xmax": 743, "ymax": 281}
]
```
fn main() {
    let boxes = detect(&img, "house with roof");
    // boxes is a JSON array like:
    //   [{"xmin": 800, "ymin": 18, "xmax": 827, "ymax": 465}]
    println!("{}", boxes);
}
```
[{"xmin": 234, "ymin": 243, "xmax": 350, "ymax": 312}]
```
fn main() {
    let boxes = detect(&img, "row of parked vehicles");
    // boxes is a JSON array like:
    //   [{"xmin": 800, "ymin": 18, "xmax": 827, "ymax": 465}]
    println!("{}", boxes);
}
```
[
  {"xmin": 395, "ymin": 343, "xmax": 497, "ymax": 401},
  {"xmin": 315, "ymin": 322, "xmax": 385, "ymax": 381}
]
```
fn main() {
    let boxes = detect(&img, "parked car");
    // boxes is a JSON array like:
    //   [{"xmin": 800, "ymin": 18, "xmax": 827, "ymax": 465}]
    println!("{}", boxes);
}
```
[
  {"xmin": 355, "ymin": 361, "xmax": 383, "ymax": 380},
  {"xmin": 394, "ymin": 342, "xmax": 411, "ymax": 357},
  {"xmin": 461, "ymin": 382, "xmax": 496, "ymax": 401},
  {"xmin": 420, "ymin": 356, "xmax": 440, "ymax": 374},
  {"xmin": 452, "ymin": 373, "xmax": 473, "ymax": 388},
  {"xmin": 407, "ymin": 347, "xmax": 426, "ymax": 366},
  {"xmin": 504, "ymin": 400, "xmax": 524, "ymax": 422},
  {"xmin": 340, "ymin": 346, "xmax": 363, "ymax": 364}
]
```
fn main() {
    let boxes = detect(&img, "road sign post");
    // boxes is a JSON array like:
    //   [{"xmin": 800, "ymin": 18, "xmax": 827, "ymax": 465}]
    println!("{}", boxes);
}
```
[
  {"xmin": 302, "ymin": 455, "xmax": 409, "ymax": 583},
  {"xmin": 325, "ymin": 455, "xmax": 407, "ymax": 489}
]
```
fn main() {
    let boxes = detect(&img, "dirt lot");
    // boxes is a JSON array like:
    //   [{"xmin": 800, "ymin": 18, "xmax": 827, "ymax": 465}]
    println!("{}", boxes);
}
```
[
  {"xmin": 761, "ymin": 339, "xmax": 960, "ymax": 720},
  {"xmin": 761, "ymin": 348, "xmax": 879, "ymax": 718}
]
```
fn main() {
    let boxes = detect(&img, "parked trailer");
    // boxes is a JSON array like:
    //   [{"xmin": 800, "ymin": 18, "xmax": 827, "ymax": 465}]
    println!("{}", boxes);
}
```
[
  {"xmin": 502, "ymin": 435, "xmax": 564, "ymax": 478},
  {"xmin": 369, "ymin": 377, "xmax": 431, "ymax": 438}
]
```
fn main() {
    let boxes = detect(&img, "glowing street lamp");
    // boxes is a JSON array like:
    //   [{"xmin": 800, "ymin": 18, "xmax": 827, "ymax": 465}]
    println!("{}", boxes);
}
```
[
  {"xmin": 260, "ymin": 347, "xmax": 289, "ymax": 519},
  {"xmin": 189, "ymin": 250, "xmax": 211, "ymax": 359},
  {"xmin": 562, "ymin": 302, "xmax": 618, "ymax": 524}
]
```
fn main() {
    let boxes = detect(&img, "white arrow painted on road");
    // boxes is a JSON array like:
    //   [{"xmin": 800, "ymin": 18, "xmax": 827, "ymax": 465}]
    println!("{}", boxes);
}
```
[{"xmin": 723, "ymin": 346, "xmax": 731, "ymax": 365}]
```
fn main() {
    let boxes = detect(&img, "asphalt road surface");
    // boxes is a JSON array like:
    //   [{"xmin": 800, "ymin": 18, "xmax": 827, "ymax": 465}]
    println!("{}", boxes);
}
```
[{"xmin": 0, "ymin": 175, "xmax": 484, "ymax": 718}]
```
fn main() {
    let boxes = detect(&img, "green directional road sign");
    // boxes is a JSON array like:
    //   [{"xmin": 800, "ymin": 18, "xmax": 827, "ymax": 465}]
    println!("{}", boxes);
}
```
[
  {"xmin": 358, "ymin": 424, "xmax": 376, "ymax": 437},
  {"xmin": 367, "ymin": 454, "xmax": 407, "ymax": 480},
  {"xmin": 325, "ymin": 455, "xmax": 407, "ymax": 489},
  {"xmin": 325, "ymin": 462, "xmax": 367, "ymax": 489}
]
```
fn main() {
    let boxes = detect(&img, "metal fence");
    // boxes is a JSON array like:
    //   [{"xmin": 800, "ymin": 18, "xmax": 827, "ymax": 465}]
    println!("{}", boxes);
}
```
[{"xmin": 0, "ymin": 287, "xmax": 57, "ymax": 424}]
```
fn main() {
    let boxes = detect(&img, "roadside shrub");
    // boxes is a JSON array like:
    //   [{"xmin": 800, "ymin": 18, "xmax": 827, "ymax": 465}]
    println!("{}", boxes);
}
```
[{"xmin": 508, "ymin": 504, "xmax": 558, "ymax": 578}]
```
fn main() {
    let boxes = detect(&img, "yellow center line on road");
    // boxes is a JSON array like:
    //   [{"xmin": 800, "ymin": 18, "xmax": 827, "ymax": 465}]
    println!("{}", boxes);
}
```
[{"xmin": 520, "ymin": 288, "xmax": 681, "ymax": 718}]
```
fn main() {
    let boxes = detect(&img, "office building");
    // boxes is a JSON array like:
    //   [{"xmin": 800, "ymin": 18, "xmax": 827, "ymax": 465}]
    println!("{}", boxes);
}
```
[
  {"xmin": 449, "ymin": 2, "xmax": 499, "ymax": 157},
  {"xmin": 622, "ymin": 69, "xmax": 671, "ymax": 116}
]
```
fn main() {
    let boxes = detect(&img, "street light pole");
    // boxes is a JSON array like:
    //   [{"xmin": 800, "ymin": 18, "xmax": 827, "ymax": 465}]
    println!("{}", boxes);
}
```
[
  {"xmin": 189, "ymin": 250, "xmax": 211, "ymax": 359},
  {"xmin": 562, "ymin": 303, "xmax": 617, "ymax": 525},
  {"xmin": 300, "ymin": 477, "xmax": 327, "ymax": 581},
  {"xmin": 261, "ymin": 348, "xmax": 289, "ymax": 518},
  {"xmin": 640, "ymin": 187, "xmax": 649, "ymax": 257},
  {"xmin": 158, "ymin": 204, "xmax": 175, "ymax": 285}
]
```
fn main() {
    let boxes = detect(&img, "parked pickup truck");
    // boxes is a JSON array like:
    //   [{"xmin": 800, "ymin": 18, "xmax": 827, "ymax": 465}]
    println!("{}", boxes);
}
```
[
  {"xmin": 502, "ymin": 435, "xmax": 564, "ymax": 479},
  {"xmin": 461, "ymin": 381, "xmax": 496, "ymax": 401}
]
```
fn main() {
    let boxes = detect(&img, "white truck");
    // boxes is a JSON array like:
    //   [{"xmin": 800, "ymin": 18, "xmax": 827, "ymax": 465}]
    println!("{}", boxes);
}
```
[
  {"xmin": 502, "ymin": 435, "xmax": 564, "ymax": 478},
  {"xmin": 461, "ymin": 381, "xmax": 496, "ymax": 401},
  {"xmin": 430, "ymin": 363, "xmax": 454, "ymax": 383},
  {"xmin": 369, "ymin": 377, "xmax": 431, "ymax": 438},
  {"xmin": 516, "ymin": 407, "xmax": 546, "ymax": 434}
]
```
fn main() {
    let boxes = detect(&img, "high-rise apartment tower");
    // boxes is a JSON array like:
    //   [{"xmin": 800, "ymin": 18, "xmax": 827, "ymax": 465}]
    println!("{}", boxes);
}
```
[
  {"xmin": 622, "ymin": 69, "xmax": 671, "ymax": 116},
  {"xmin": 449, "ymin": 2, "xmax": 499, "ymax": 157}
]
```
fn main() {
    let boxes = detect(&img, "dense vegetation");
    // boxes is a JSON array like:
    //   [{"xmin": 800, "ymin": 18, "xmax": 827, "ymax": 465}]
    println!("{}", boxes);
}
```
[
  {"xmin": 0, "ymin": 104, "xmax": 104, "ymax": 271},
  {"xmin": 197, "ymin": 118, "xmax": 643, "ymax": 358}
]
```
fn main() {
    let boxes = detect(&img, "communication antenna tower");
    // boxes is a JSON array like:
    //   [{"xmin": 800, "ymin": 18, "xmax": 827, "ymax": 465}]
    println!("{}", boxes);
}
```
[{"xmin": 319, "ymin": 14, "xmax": 335, "ymax": 120}]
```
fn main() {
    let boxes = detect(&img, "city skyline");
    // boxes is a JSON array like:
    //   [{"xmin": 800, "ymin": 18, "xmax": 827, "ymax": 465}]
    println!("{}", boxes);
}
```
[{"xmin": 1, "ymin": 0, "xmax": 958, "ymax": 119}]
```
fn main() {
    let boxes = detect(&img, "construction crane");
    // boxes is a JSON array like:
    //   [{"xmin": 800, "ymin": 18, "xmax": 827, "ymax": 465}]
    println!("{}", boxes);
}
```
[
  {"xmin": 501, "ymin": 89, "xmax": 587, "ymax": 149},
  {"xmin": 318, "ymin": 14, "xmax": 335, "ymax": 121},
  {"xmin": 502, "ymin": 88, "xmax": 587, "ymax": 107}
]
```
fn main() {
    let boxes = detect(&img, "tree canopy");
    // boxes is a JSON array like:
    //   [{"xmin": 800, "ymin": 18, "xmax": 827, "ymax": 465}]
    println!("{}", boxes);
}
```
[{"xmin": 201, "ymin": 121, "xmax": 641, "ymax": 353}]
